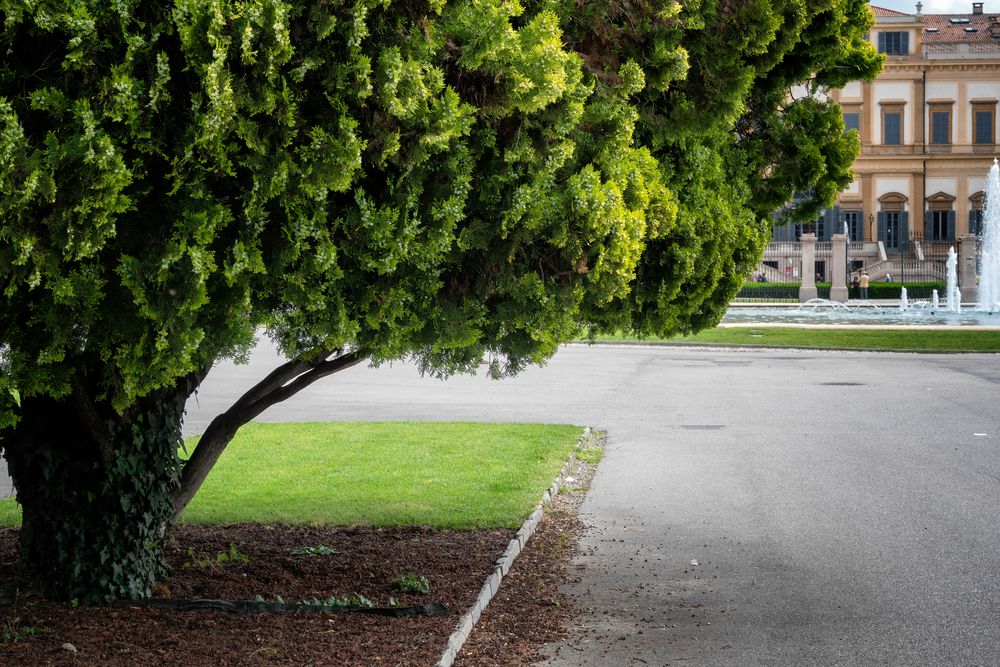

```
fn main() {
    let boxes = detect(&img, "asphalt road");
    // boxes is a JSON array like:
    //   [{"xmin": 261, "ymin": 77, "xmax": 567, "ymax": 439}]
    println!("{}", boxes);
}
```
[
  {"xmin": 6, "ymin": 342, "xmax": 1000, "ymax": 665},
  {"xmin": 182, "ymin": 341, "xmax": 1000, "ymax": 666}
]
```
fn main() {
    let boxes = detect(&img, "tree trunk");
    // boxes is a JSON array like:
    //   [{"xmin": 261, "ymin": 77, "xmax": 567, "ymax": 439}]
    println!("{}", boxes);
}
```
[{"xmin": 3, "ymin": 383, "xmax": 191, "ymax": 603}]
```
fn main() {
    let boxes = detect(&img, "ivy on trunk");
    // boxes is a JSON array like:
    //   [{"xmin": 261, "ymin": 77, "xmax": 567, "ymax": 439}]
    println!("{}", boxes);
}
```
[{"xmin": 5, "ymin": 383, "xmax": 190, "ymax": 603}]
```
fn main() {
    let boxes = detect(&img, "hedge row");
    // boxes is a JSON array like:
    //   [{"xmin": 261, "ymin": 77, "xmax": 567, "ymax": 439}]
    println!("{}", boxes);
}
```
[{"xmin": 737, "ymin": 282, "xmax": 948, "ymax": 301}]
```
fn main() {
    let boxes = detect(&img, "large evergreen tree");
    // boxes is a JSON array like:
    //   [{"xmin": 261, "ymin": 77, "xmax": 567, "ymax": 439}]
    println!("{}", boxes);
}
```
[{"xmin": 0, "ymin": 0, "xmax": 880, "ymax": 602}]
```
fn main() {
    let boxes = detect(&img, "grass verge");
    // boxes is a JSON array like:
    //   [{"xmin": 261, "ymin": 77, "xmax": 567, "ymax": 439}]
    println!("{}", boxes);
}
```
[
  {"xmin": 589, "ymin": 327, "xmax": 1000, "ymax": 352},
  {"xmin": 0, "ymin": 422, "xmax": 583, "ymax": 529}
]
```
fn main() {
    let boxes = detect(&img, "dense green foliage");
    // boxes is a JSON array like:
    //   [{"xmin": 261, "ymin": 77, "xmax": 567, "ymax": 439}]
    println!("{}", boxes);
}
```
[{"xmin": 0, "ymin": 0, "xmax": 881, "ymax": 600}]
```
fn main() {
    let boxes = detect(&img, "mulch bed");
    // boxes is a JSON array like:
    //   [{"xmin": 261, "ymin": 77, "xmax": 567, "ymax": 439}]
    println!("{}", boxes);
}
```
[
  {"xmin": 0, "ymin": 452, "xmax": 597, "ymax": 666},
  {"xmin": 0, "ymin": 525, "xmax": 510, "ymax": 666}
]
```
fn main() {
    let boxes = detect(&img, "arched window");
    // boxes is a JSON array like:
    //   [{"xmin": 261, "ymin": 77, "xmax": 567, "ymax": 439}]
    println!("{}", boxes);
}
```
[
  {"xmin": 925, "ymin": 192, "xmax": 956, "ymax": 241},
  {"xmin": 970, "ymin": 191, "xmax": 986, "ymax": 236}
]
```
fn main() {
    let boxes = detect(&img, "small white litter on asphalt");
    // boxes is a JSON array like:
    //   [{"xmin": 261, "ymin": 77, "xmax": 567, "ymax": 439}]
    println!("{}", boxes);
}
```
[
  {"xmin": 974, "ymin": 433, "xmax": 988, "ymax": 437},
  {"xmin": 690, "ymin": 559, "xmax": 699, "ymax": 567}
]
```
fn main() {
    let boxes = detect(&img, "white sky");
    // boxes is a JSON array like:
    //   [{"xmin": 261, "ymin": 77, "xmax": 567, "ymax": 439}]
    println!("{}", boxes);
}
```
[{"xmin": 872, "ymin": 0, "xmax": 999, "ymax": 13}]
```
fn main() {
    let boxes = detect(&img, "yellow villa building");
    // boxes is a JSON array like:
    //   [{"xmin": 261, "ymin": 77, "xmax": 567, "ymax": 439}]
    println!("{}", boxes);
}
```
[{"xmin": 763, "ymin": 2, "xmax": 1000, "ymax": 300}]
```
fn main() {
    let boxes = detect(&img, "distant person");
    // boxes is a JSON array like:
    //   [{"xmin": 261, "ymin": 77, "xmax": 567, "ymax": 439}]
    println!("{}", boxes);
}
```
[
  {"xmin": 757, "ymin": 272, "xmax": 766, "ymax": 283},
  {"xmin": 884, "ymin": 273, "xmax": 893, "ymax": 283},
  {"xmin": 859, "ymin": 271, "xmax": 869, "ymax": 299}
]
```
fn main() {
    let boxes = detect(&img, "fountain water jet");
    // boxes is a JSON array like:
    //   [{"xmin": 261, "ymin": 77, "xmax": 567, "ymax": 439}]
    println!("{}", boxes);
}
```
[
  {"xmin": 977, "ymin": 159, "xmax": 1000, "ymax": 312},
  {"xmin": 946, "ymin": 246, "xmax": 960, "ymax": 313}
]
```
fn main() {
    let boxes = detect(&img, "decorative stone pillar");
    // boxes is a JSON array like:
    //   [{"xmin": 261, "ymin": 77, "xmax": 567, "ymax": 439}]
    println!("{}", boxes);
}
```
[
  {"xmin": 959, "ymin": 234, "xmax": 978, "ymax": 305},
  {"xmin": 830, "ymin": 234, "xmax": 849, "ymax": 302},
  {"xmin": 799, "ymin": 234, "xmax": 817, "ymax": 302}
]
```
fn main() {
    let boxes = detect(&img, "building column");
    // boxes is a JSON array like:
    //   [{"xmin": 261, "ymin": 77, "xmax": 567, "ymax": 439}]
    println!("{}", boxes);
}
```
[
  {"xmin": 799, "ymin": 234, "xmax": 818, "ymax": 302},
  {"xmin": 957, "ymin": 79, "xmax": 969, "ymax": 144},
  {"xmin": 913, "ymin": 75, "xmax": 925, "ymax": 148},
  {"xmin": 959, "ymin": 234, "xmax": 978, "ymax": 304},
  {"xmin": 861, "ymin": 174, "xmax": 875, "ymax": 242},
  {"xmin": 958, "ymin": 174, "xmax": 970, "ymax": 236},
  {"xmin": 861, "ymin": 81, "xmax": 874, "ymax": 149},
  {"xmin": 912, "ymin": 170, "xmax": 925, "ymax": 240},
  {"xmin": 830, "ymin": 234, "xmax": 849, "ymax": 302}
]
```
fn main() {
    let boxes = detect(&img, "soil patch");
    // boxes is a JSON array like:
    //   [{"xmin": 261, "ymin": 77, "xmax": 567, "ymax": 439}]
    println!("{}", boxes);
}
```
[{"xmin": 0, "ymin": 442, "xmax": 600, "ymax": 666}]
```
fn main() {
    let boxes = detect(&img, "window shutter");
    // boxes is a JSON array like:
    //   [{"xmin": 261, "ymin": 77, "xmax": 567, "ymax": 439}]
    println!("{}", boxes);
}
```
[
  {"xmin": 878, "ymin": 32, "xmax": 886, "ymax": 53},
  {"xmin": 947, "ymin": 210, "xmax": 956, "ymax": 240},
  {"xmin": 924, "ymin": 210, "xmax": 933, "ymax": 240},
  {"xmin": 970, "ymin": 210, "xmax": 980, "ymax": 236},
  {"xmin": 823, "ymin": 208, "xmax": 834, "ymax": 240},
  {"xmin": 901, "ymin": 31, "xmax": 910, "ymax": 54},
  {"xmin": 877, "ymin": 211, "xmax": 887, "ymax": 243}
]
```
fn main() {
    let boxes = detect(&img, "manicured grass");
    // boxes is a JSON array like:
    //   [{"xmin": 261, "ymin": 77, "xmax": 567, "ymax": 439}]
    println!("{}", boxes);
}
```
[
  {"xmin": 590, "ymin": 327, "xmax": 1000, "ymax": 351},
  {"xmin": 0, "ymin": 422, "xmax": 583, "ymax": 529},
  {"xmin": 0, "ymin": 498, "xmax": 19, "ymax": 526}
]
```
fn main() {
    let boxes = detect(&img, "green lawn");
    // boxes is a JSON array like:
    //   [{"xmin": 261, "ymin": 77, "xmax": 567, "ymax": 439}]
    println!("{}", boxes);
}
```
[
  {"xmin": 0, "ymin": 422, "xmax": 583, "ymax": 529},
  {"xmin": 590, "ymin": 327, "xmax": 1000, "ymax": 352}
]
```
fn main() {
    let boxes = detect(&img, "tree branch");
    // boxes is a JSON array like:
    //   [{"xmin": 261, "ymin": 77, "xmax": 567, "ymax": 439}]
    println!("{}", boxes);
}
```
[{"xmin": 171, "ymin": 348, "xmax": 368, "ymax": 517}]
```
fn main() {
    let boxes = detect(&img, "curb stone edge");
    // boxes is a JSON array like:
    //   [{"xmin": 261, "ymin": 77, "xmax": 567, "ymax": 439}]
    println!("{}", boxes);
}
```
[{"xmin": 434, "ymin": 425, "xmax": 595, "ymax": 667}]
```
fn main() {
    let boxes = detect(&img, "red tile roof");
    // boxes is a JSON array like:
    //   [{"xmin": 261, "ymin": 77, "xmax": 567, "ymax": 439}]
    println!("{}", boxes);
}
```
[
  {"xmin": 922, "ymin": 13, "xmax": 1000, "ymax": 44},
  {"xmin": 871, "ymin": 6, "xmax": 912, "ymax": 16}
]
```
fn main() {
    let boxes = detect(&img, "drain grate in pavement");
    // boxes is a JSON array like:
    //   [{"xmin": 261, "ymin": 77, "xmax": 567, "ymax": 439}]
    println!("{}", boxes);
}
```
[{"xmin": 678, "ymin": 425, "xmax": 726, "ymax": 430}]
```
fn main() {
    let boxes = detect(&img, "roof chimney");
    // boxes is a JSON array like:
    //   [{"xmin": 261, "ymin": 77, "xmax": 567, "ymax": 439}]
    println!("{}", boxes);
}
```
[{"xmin": 974, "ymin": 2, "xmax": 984, "ymax": 14}]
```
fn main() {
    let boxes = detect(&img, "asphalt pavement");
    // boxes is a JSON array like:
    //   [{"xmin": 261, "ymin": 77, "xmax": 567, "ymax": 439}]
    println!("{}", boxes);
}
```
[
  {"xmin": 183, "ymin": 341, "xmax": 1000, "ymax": 666},
  {"xmin": 4, "ymin": 342, "xmax": 1000, "ymax": 665}
]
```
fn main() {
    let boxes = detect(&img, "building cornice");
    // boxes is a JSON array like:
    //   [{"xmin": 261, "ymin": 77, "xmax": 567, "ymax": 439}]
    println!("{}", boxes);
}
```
[{"xmin": 883, "ymin": 61, "xmax": 1000, "ymax": 73}]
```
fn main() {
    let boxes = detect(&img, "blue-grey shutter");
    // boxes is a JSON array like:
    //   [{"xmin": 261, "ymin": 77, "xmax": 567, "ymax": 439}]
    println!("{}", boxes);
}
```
[
  {"xmin": 970, "ymin": 210, "xmax": 980, "ymax": 236},
  {"xmin": 947, "ymin": 210, "xmax": 956, "ymax": 240},
  {"xmin": 901, "ymin": 211, "xmax": 910, "ymax": 252},
  {"xmin": 773, "ymin": 222, "xmax": 789, "ymax": 241},
  {"xmin": 877, "ymin": 211, "xmax": 887, "ymax": 243},
  {"xmin": 878, "ymin": 32, "xmax": 886, "ymax": 53},
  {"xmin": 884, "ymin": 112, "xmax": 901, "ymax": 144},
  {"xmin": 924, "ymin": 210, "xmax": 933, "ymax": 240},
  {"xmin": 901, "ymin": 31, "xmax": 909, "ymax": 55},
  {"xmin": 823, "ymin": 208, "xmax": 834, "ymax": 240}
]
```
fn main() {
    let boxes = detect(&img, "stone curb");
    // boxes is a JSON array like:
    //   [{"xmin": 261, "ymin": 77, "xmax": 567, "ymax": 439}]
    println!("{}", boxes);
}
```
[{"xmin": 434, "ymin": 426, "xmax": 594, "ymax": 667}]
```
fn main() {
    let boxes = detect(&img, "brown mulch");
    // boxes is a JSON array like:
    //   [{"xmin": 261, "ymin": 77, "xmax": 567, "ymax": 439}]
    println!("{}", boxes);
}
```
[{"xmin": 0, "ymin": 455, "xmax": 596, "ymax": 666}]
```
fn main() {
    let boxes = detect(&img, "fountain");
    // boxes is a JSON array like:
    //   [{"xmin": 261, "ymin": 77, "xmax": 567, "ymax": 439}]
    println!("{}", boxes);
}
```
[
  {"xmin": 978, "ymin": 159, "xmax": 1000, "ymax": 312},
  {"xmin": 946, "ymin": 246, "xmax": 960, "ymax": 313}
]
